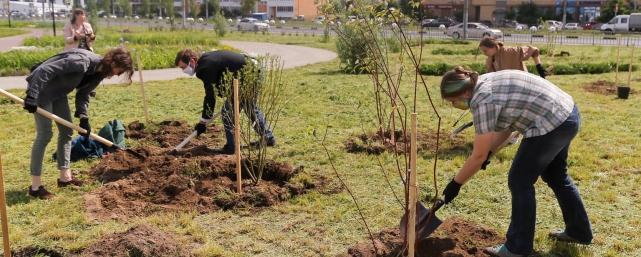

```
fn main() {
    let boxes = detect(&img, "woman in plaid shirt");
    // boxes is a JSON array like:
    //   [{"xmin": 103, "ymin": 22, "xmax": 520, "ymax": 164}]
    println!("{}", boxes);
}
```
[{"xmin": 438, "ymin": 67, "xmax": 593, "ymax": 257}]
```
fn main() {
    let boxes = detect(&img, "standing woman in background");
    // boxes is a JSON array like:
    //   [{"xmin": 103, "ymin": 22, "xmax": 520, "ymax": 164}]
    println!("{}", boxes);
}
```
[
  {"xmin": 479, "ymin": 37, "xmax": 547, "ymax": 78},
  {"xmin": 63, "ymin": 9, "xmax": 96, "ymax": 51}
]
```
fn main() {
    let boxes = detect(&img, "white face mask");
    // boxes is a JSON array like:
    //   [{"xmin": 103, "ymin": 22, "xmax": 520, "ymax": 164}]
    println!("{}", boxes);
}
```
[{"xmin": 182, "ymin": 64, "xmax": 195, "ymax": 76}]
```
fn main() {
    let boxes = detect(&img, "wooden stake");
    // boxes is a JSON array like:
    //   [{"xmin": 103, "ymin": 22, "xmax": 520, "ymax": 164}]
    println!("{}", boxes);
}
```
[
  {"xmin": 136, "ymin": 52, "xmax": 150, "ymax": 124},
  {"xmin": 628, "ymin": 44, "xmax": 635, "ymax": 86},
  {"xmin": 0, "ymin": 153, "xmax": 11, "ymax": 257},
  {"xmin": 615, "ymin": 38, "xmax": 621, "ymax": 85},
  {"xmin": 233, "ymin": 79, "xmax": 242, "ymax": 194},
  {"xmin": 407, "ymin": 113, "xmax": 418, "ymax": 257}
]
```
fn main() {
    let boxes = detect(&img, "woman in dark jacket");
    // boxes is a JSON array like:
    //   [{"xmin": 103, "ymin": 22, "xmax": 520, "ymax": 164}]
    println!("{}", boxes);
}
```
[{"xmin": 23, "ymin": 47, "xmax": 133, "ymax": 199}]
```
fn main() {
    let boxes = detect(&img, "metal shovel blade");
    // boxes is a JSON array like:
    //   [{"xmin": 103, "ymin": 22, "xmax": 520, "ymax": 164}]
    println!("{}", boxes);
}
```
[{"xmin": 400, "ymin": 200, "xmax": 445, "ymax": 241}]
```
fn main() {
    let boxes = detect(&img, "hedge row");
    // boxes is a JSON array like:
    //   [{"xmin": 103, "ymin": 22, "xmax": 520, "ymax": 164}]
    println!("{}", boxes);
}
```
[{"xmin": 419, "ymin": 62, "xmax": 638, "ymax": 76}]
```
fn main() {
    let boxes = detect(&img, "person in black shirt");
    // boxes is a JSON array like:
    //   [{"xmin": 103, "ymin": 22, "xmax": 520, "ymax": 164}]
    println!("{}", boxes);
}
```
[{"xmin": 175, "ymin": 49, "xmax": 275, "ymax": 154}]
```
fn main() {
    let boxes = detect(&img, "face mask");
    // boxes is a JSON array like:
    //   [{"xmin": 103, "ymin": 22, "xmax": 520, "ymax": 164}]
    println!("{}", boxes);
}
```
[
  {"xmin": 182, "ymin": 64, "xmax": 195, "ymax": 76},
  {"xmin": 451, "ymin": 98, "xmax": 471, "ymax": 110}
]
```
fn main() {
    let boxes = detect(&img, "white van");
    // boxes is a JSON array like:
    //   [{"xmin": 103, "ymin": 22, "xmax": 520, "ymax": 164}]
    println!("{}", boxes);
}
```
[{"xmin": 601, "ymin": 15, "xmax": 630, "ymax": 32}]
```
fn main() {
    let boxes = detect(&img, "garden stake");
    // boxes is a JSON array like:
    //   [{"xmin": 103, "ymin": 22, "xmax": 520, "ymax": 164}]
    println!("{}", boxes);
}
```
[
  {"xmin": 234, "ymin": 79, "xmax": 242, "ymax": 194},
  {"xmin": 136, "ymin": 52, "xmax": 150, "ymax": 124},
  {"xmin": 615, "ymin": 38, "xmax": 621, "ymax": 85},
  {"xmin": 407, "ymin": 113, "xmax": 418, "ymax": 257},
  {"xmin": 0, "ymin": 89, "xmax": 144, "ymax": 160},
  {"xmin": 628, "ymin": 44, "xmax": 635, "ymax": 86},
  {"xmin": 0, "ymin": 153, "xmax": 11, "ymax": 257}
]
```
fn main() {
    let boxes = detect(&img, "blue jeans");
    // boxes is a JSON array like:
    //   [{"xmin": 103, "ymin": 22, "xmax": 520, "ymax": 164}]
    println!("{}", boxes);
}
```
[
  {"xmin": 505, "ymin": 106, "xmax": 593, "ymax": 255},
  {"xmin": 30, "ymin": 98, "xmax": 73, "ymax": 176},
  {"xmin": 221, "ymin": 98, "xmax": 274, "ymax": 148}
]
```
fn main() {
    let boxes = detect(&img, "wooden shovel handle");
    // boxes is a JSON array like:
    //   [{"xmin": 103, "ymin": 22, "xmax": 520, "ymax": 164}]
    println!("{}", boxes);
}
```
[{"xmin": 0, "ymin": 88, "xmax": 116, "ymax": 148}]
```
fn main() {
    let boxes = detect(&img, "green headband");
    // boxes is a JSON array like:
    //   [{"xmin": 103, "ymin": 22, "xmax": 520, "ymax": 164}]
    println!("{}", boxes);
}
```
[{"xmin": 441, "ymin": 78, "xmax": 471, "ymax": 97}]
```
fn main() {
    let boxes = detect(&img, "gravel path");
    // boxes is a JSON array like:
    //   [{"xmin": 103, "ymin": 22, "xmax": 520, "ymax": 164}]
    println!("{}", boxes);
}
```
[{"xmin": 0, "ymin": 40, "xmax": 336, "ymax": 90}]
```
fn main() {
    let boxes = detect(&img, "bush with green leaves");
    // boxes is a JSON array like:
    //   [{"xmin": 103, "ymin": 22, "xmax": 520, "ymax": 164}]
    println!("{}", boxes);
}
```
[
  {"xmin": 335, "ymin": 23, "xmax": 370, "ymax": 74},
  {"xmin": 419, "ymin": 62, "xmax": 637, "ymax": 76},
  {"xmin": 213, "ymin": 12, "xmax": 228, "ymax": 37}
]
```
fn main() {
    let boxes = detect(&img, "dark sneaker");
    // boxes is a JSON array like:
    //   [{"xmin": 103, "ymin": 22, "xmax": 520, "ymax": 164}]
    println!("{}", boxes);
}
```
[
  {"xmin": 250, "ymin": 137, "xmax": 276, "ymax": 148},
  {"xmin": 220, "ymin": 145, "xmax": 235, "ymax": 155},
  {"xmin": 485, "ymin": 244, "xmax": 523, "ymax": 257},
  {"xmin": 28, "ymin": 186, "xmax": 54, "ymax": 200},
  {"xmin": 57, "ymin": 177, "xmax": 84, "ymax": 188},
  {"xmin": 549, "ymin": 230, "xmax": 592, "ymax": 245}
]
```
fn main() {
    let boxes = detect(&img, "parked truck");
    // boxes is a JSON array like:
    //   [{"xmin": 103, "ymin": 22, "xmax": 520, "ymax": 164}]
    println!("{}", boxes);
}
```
[{"xmin": 601, "ymin": 13, "xmax": 641, "ymax": 33}]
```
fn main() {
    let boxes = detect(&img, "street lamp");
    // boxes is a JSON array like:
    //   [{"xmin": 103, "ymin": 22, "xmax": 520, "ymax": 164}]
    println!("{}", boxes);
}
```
[{"xmin": 50, "ymin": 0, "xmax": 56, "ymax": 36}]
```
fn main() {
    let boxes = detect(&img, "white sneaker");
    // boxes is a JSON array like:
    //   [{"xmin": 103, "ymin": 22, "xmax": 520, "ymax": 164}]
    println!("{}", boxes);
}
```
[{"xmin": 485, "ymin": 244, "xmax": 524, "ymax": 257}]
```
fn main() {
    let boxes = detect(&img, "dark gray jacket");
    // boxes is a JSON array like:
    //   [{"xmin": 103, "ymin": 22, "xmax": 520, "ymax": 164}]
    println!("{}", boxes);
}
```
[{"xmin": 26, "ymin": 48, "xmax": 103, "ymax": 118}]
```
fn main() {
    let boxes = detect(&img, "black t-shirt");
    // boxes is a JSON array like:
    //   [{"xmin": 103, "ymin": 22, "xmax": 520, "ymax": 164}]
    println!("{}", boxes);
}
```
[{"xmin": 195, "ymin": 50, "xmax": 247, "ymax": 120}]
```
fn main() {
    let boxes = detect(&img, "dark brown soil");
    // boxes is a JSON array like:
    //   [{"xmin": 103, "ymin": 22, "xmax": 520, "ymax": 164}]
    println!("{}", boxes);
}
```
[
  {"xmin": 85, "ymin": 120, "xmax": 316, "ymax": 220},
  {"xmin": 338, "ymin": 218, "xmax": 504, "ymax": 257},
  {"xmin": 582, "ymin": 80, "xmax": 636, "ymax": 95},
  {"xmin": 7, "ymin": 247, "xmax": 65, "ymax": 257},
  {"xmin": 345, "ymin": 130, "xmax": 469, "ymax": 155},
  {"xmin": 79, "ymin": 225, "xmax": 191, "ymax": 257}
]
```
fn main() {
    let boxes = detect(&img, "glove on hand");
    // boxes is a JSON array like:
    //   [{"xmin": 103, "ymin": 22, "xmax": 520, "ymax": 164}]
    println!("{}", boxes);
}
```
[
  {"xmin": 79, "ymin": 117, "xmax": 91, "ymax": 138},
  {"xmin": 536, "ymin": 64, "xmax": 546, "ymax": 79},
  {"xmin": 443, "ymin": 179, "xmax": 462, "ymax": 204},
  {"xmin": 23, "ymin": 96, "xmax": 38, "ymax": 113},
  {"xmin": 195, "ymin": 122, "xmax": 207, "ymax": 136}
]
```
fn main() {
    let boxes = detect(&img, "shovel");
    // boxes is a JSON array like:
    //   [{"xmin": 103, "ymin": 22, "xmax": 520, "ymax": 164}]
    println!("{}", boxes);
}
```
[
  {"xmin": 0, "ymin": 89, "xmax": 145, "ymax": 159},
  {"xmin": 171, "ymin": 112, "xmax": 221, "ymax": 153},
  {"xmin": 400, "ymin": 199, "xmax": 445, "ymax": 242}
]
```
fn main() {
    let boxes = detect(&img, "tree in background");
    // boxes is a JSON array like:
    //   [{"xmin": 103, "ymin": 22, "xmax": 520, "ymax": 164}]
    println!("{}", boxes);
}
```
[
  {"xmin": 398, "ymin": 0, "xmax": 426, "ymax": 20},
  {"xmin": 599, "ymin": 0, "xmax": 630, "ymax": 23},
  {"xmin": 516, "ymin": 2, "xmax": 540, "ymax": 25},
  {"xmin": 200, "ymin": 0, "xmax": 220, "ymax": 18},
  {"xmin": 165, "ymin": 0, "xmax": 175, "ymax": 25},
  {"xmin": 190, "ymin": 0, "xmax": 199, "ymax": 18},
  {"xmin": 86, "ymin": 0, "xmax": 99, "ymax": 32},
  {"xmin": 97, "ymin": 0, "xmax": 110, "ymax": 15},
  {"xmin": 241, "ymin": 0, "xmax": 256, "ymax": 16},
  {"xmin": 141, "ymin": 0, "xmax": 151, "ymax": 18},
  {"xmin": 119, "ymin": 0, "xmax": 132, "ymax": 17}
]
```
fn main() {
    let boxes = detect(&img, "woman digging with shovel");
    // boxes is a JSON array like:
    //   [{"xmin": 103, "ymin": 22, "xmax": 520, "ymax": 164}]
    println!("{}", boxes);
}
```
[
  {"xmin": 439, "ymin": 67, "xmax": 593, "ymax": 257},
  {"xmin": 23, "ymin": 47, "xmax": 133, "ymax": 199}
]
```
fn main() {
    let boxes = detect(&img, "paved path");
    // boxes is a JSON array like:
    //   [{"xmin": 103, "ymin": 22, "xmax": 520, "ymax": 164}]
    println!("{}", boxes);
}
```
[
  {"xmin": 0, "ymin": 29, "xmax": 50, "ymax": 53},
  {"xmin": 0, "ymin": 40, "xmax": 336, "ymax": 90}
]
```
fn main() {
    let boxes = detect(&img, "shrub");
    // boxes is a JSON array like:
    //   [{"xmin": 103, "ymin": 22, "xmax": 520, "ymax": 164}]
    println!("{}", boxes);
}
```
[
  {"xmin": 335, "ymin": 24, "xmax": 370, "ymax": 74},
  {"xmin": 213, "ymin": 12, "xmax": 228, "ymax": 37}
]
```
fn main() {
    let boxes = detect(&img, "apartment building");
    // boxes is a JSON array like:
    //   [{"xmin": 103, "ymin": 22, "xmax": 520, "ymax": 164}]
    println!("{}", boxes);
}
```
[{"xmin": 222, "ymin": 0, "xmax": 319, "ymax": 20}]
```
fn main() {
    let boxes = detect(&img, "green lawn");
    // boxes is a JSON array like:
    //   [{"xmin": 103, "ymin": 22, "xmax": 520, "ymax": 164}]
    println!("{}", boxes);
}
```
[
  {"xmin": 0, "ymin": 35, "xmax": 640, "ymax": 257},
  {"xmin": 0, "ymin": 28, "xmax": 27, "ymax": 38}
]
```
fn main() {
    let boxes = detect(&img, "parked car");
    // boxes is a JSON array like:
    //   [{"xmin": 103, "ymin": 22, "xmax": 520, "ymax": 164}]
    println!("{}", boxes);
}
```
[
  {"xmin": 629, "ymin": 13, "xmax": 641, "ymax": 31},
  {"xmin": 581, "ymin": 21, "xmax": 597, "ymax": 30},
  {"xmin": 421, "ymin": 19, "xmax": 435, "ymax": 27},
  {"xmin": 446, "ymin": 23, "xmax": 503, "ymax": 39},
  {"xmin": 237, "ymin": 17, "xmax": 270, "ymax": 32},
  {"xmin": 503, "ymin": 19, "xmax": 527, "ymax": 30},
  {"xmin": 423, "ymin": 17, "xmax": 457, "ymax": 28},
  {"xmin": 541, "ymin": 20, "xmax": 563, "ymax": 31},
  {"xmin": 564, "ymin": 22, "xmax": 579, "ymax": 30}
]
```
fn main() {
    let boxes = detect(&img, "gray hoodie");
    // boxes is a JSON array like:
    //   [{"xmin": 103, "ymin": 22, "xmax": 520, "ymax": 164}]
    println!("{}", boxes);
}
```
[{"xmin": 25, "ymin": 48, "xmax": 103, "ymax": 118}]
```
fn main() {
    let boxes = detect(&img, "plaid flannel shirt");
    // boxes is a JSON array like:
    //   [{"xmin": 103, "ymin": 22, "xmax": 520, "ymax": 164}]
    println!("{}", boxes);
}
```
[{"xmin": 471, "ymin": 70, "xmax": 575, "ymax": 138}]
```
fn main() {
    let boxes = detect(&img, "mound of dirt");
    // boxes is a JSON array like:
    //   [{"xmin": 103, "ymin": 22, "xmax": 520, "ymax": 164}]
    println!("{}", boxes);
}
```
[
  {"xmin": 86, "ymin": 120, "xmax": 315, "ymax": 220},
  {"xmin": 338, "ymin": 218, "xmax": 504, "ymax": 257},
  {"xmin": 345, "ymin": 130, "xmax": 469, "ymax": 155},
  {"xmin": 79, "ymin": 225, "xmax": 191, "ymax": 257},
  {"xmin": 8, "ymin": 247, "xmax": 65, "ymax": 257},
  {"xmin": 125, "ymin": 120, "xmax": 223, "ymax": 147},
  {"xmin": 582, "ymin": 80, "xmax": 636, "ymax": 95}
]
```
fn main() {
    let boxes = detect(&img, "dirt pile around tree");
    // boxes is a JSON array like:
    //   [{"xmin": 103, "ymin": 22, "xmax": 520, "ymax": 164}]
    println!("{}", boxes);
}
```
[
  {"xmin": 85, "ymin": 120, "xmax": 317, "ymax": 220},
  {"xmin": 338, "ymin": 218, "xmax": 504, "ymax": 257},
  {"xmin": 345, "ymin": 130, "xmax": 469, "ymax": 155},
  {"xmin": 79, "ymin": 225, "xmax": 191, "ymax": 257},
  {"xmin": 582, "ymin": 80, "xmax": 636, "ymax": 95},
  {"xmin": 8, "ymin": 247, "xmax": 65, "ymax": 257}
]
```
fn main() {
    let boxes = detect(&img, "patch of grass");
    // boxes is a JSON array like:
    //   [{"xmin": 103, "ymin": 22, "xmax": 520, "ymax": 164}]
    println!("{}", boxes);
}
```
[
  {"xmin": 0, "ymin": 38, "xmax": 639, "ymax": 257},
  {"xmin": 0, "ymin": 27, "xmax": 27, "ymax": 38}
]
